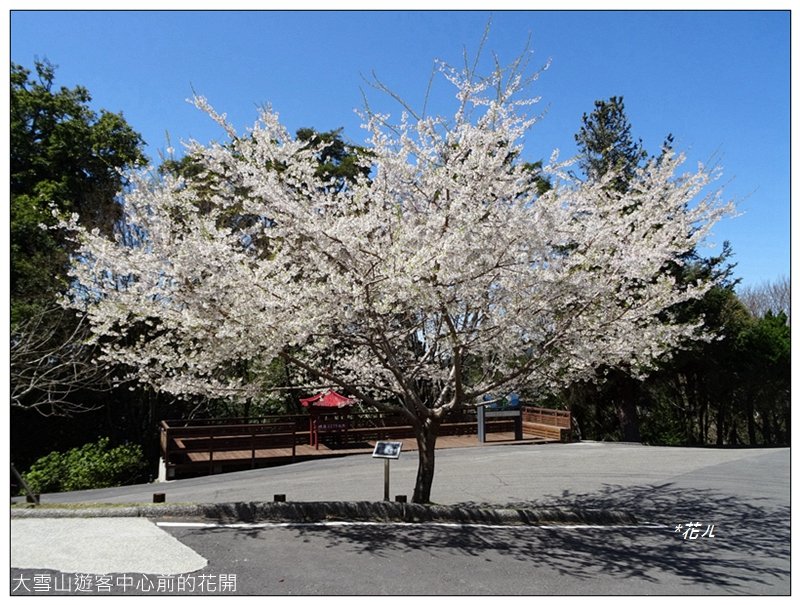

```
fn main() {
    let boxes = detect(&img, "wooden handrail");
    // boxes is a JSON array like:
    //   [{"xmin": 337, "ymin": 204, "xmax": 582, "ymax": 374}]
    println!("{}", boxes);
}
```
[
  {"xmin": 166, "ymin": 422, "xmax": 297, "ymax": 439},
  {"xmin": 521, "ymin": 406, "xmax": 571, "ymax": 428},
  {"xmin": 160, "ymin": 406, "xmax": 571, "ymax": 465}
]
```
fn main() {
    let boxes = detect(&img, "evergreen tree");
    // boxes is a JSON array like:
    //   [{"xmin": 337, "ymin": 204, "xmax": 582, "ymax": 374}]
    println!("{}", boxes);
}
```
[
  {"xmin": 11, "ymin": 59, "xmax": 146, "ymax": 324},
  {"xmin": 11, "ymin": 59, "xmax": 146, "ymax": 414},
  {"xmin": 570, "ymin": 97, "xmax": 656, "ymax": 441},
  {"xmin": 574, "ymin": 96, "xmax": 648, "ymax": 192}
]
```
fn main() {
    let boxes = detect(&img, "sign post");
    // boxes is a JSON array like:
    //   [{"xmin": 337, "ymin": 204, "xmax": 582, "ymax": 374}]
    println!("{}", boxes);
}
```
[
  {"xmin": 384, "ymin": 459, "xmax": 390, "ymax": 501},
  {"xmin": 477, "ymin": 394, "xmax": 522, "ymax": 443},
  {"xmin": 372, "ymin": 441, "xmax": 402, "ymax": 501}
]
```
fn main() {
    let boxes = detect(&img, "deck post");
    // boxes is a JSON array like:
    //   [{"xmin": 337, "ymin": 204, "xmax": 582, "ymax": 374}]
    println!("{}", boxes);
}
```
[
  {"xmin": 251, "ymin": 427, "xmax": 256, "ymax": 468},
  {"xmin": 157, "ymin": 457, "xmax": 173, "ymax": 482},
  {"xmin": 160, "ymin": 423, "xmax": 171, "ymax": 470}
]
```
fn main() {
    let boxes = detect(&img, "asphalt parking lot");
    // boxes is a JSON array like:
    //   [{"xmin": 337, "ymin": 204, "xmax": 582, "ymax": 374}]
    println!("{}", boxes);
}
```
[
  {"xmin": 14, "ymin": 440, "xmax": 789, "ymax": 511},
  {"xmin": 10, "ymin": 442, "xmax": 791, "ymax": 595}
]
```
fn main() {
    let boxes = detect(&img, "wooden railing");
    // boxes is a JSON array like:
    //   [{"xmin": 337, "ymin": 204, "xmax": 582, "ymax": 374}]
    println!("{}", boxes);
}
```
[
  {"xmin": 521, "ymin": 406, "xmax": 572, "ymax": 441},
  {"xmin": 161, "ymin": 419, "xmax": 299, "ymax": 473},
  {"xmin": 160, "ymin": 406, "xmax": 570, "ymax": 475},
  {"xmin": 521, "ymin": 406, "xmax": 571, "ymax": 428}
]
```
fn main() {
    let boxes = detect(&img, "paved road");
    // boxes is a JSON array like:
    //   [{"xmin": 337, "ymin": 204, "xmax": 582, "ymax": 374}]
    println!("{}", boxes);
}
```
[
  {"xmin": 10, "ymin": 442, "xmax": 791, "ymax": 595},
  {"xmin": 17, "ymin": 441, "xmax": 789, "ymax": 510},
  {"xmin": 154, "ymin": 519, "xmax": 788, "ymax": 595}
]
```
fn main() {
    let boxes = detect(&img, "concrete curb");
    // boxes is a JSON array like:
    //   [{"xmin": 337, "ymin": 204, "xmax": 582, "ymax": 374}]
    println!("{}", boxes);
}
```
[{"xmin": 10, "ymin": 501, "xmax": 637, "ymax": 526}]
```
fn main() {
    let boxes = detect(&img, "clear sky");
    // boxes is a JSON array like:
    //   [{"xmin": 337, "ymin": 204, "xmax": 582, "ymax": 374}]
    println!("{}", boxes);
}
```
[{"xmin": 8, "ymin": 8, "xmax": 791, "ymax": 290}]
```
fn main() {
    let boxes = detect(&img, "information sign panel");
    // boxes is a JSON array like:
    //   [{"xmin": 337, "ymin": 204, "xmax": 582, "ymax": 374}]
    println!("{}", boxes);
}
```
[{"xmin": 372, "ymin": 441, "xmax": 402, "ymax": 459}]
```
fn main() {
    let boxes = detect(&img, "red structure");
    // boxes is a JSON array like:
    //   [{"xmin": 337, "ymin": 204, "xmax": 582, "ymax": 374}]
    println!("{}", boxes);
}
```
[{"xmin": 300, "ymin": 390, "xmax": 356, "ymax": 449}]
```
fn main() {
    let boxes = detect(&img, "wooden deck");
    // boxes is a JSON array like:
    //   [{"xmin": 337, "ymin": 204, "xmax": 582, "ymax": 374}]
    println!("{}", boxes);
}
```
[
  {"xmin": 159, "ymin": 407, "xmax": 572, "ymax": 479},
  {"xmin": 181, "ymin": 430, "xmax": 554, "ymax": 463}
]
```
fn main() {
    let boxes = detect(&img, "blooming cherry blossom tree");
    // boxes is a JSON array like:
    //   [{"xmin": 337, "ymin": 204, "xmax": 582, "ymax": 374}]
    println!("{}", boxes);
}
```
[{"xmin": 61, "ymin": 53, "xmax": 732, "ymax": 502}]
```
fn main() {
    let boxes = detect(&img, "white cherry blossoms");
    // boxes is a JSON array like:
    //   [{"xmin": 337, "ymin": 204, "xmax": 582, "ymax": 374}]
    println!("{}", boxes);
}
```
[{"xmin": 59, "ymin": 58, "xmax": 733, "ymax": 417}]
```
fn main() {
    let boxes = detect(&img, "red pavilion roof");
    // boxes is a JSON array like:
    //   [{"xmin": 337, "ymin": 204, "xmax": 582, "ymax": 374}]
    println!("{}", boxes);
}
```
[{"xmin": 299, "ymin": 390, "xmax": 355, "ymax": 408}]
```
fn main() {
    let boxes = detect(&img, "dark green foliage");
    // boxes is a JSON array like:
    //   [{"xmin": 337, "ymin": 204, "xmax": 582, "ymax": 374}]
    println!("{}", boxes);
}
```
[
  {"xmin": 568, "ymin": 96, "xmax": 658, "ymax": 440},
  {"xmin": 19, "ymin": 437, "xmax": 146, "ymax": 494},
  {"xmin": 522, "ymin": 160, "xmax": 552, "ymax": 196},
  {"xmin": 10, "ymin": 60, "xmax": 160, "ymax": 481},
  {"xmin": 641, "ymin": 283, "xmax": 748, "ymax": 445},
  {"xmin": 295, "ymin": 127, "xmax": 371, "ymax": 192},
  {"xmin": 10, "ymin": 60, "xmax": 147, "ymax": 422},
  {"xmin": 639, "ymin": 294, "xmax": 790, "ymax": 446},
  {"xmin": 734, "ymin": 311, "xmax": 791, "ymax": 444},
  {"xmin": 11, "ymin": 59, "xmax": 146, "ymax": 325},
  {"xmin": 157, "ymin": 152, "xmax": 206, "ymax": 181},
  {"xmin": 574, "ymin": 96, "xmax": 648, "ymax": 192},
  {"xmin": 567, "ymin": 96, "xmax": 790, "ymax": 447}
]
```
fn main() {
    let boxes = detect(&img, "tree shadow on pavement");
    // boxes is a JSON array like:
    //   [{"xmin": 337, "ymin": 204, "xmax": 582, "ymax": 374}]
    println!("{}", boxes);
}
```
[{"xmin": 280, "ymin": 483, "xmax": 789, "ymax": 593}]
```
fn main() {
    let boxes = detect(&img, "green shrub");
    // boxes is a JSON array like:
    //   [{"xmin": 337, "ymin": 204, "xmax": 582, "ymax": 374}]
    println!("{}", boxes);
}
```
[{"xmin": 20, "ymin": 437, "xmax": 146, "ymax": 494}]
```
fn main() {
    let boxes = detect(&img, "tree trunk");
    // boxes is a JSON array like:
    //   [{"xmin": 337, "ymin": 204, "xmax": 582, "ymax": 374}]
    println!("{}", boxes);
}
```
[
  {"xmin": 616, "ymin": 400, "xmax": 641, "ymax": 442},
  {"xmin": 783, "ymin": 410, "xmax": 791, "ymax": 444},
  {"xmin": 716, "ymin": 402, "xmax": 725, "ymax": 446},
  {"xmin": 700, "ymin": 392, "xmax": 709, "ymax": 445},
  {"xmin": 412, "ymin": 417, "xmax": 440, "ymax": 504},
  {"xmin": 728, "ymin": 420, "xmax": 740, "ymax": 446},
  {"xmin": 761, "ymin": 406, "xmax": 772, "ymax": 445},
  {"xmin": 747, "ymin": 399, "xmax": 757, "ymax": 445},
  {"xmin": 615, "ymin": 378, "xmax": 641, "ymax": 442}
]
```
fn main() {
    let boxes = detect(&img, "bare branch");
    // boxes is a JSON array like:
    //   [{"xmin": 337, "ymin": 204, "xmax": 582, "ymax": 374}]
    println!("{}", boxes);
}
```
[
  {"xmin": 10, "ymin": 307, "xmax": 127, "ymax": 416},
  {"xmin": 738, "ymin": 276, "xmax": 790, "ymax": 322}
]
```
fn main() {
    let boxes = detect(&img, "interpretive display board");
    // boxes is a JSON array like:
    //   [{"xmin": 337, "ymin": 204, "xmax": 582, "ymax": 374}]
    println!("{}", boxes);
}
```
[{"xmin": 372, "ymin": 441, "xmax": 402, "ymax": 459}]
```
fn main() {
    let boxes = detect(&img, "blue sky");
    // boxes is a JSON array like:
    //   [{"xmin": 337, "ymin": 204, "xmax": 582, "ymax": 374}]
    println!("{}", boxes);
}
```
[{"xmin": 9, "ymin": 9, "xmax": 791, "ymax": 289}]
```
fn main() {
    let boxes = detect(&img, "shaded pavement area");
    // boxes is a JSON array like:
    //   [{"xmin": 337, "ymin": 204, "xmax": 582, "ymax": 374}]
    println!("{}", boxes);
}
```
[{"xmin": 10, "ymin": 442, "xmax": 791, "ymax": 595}]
